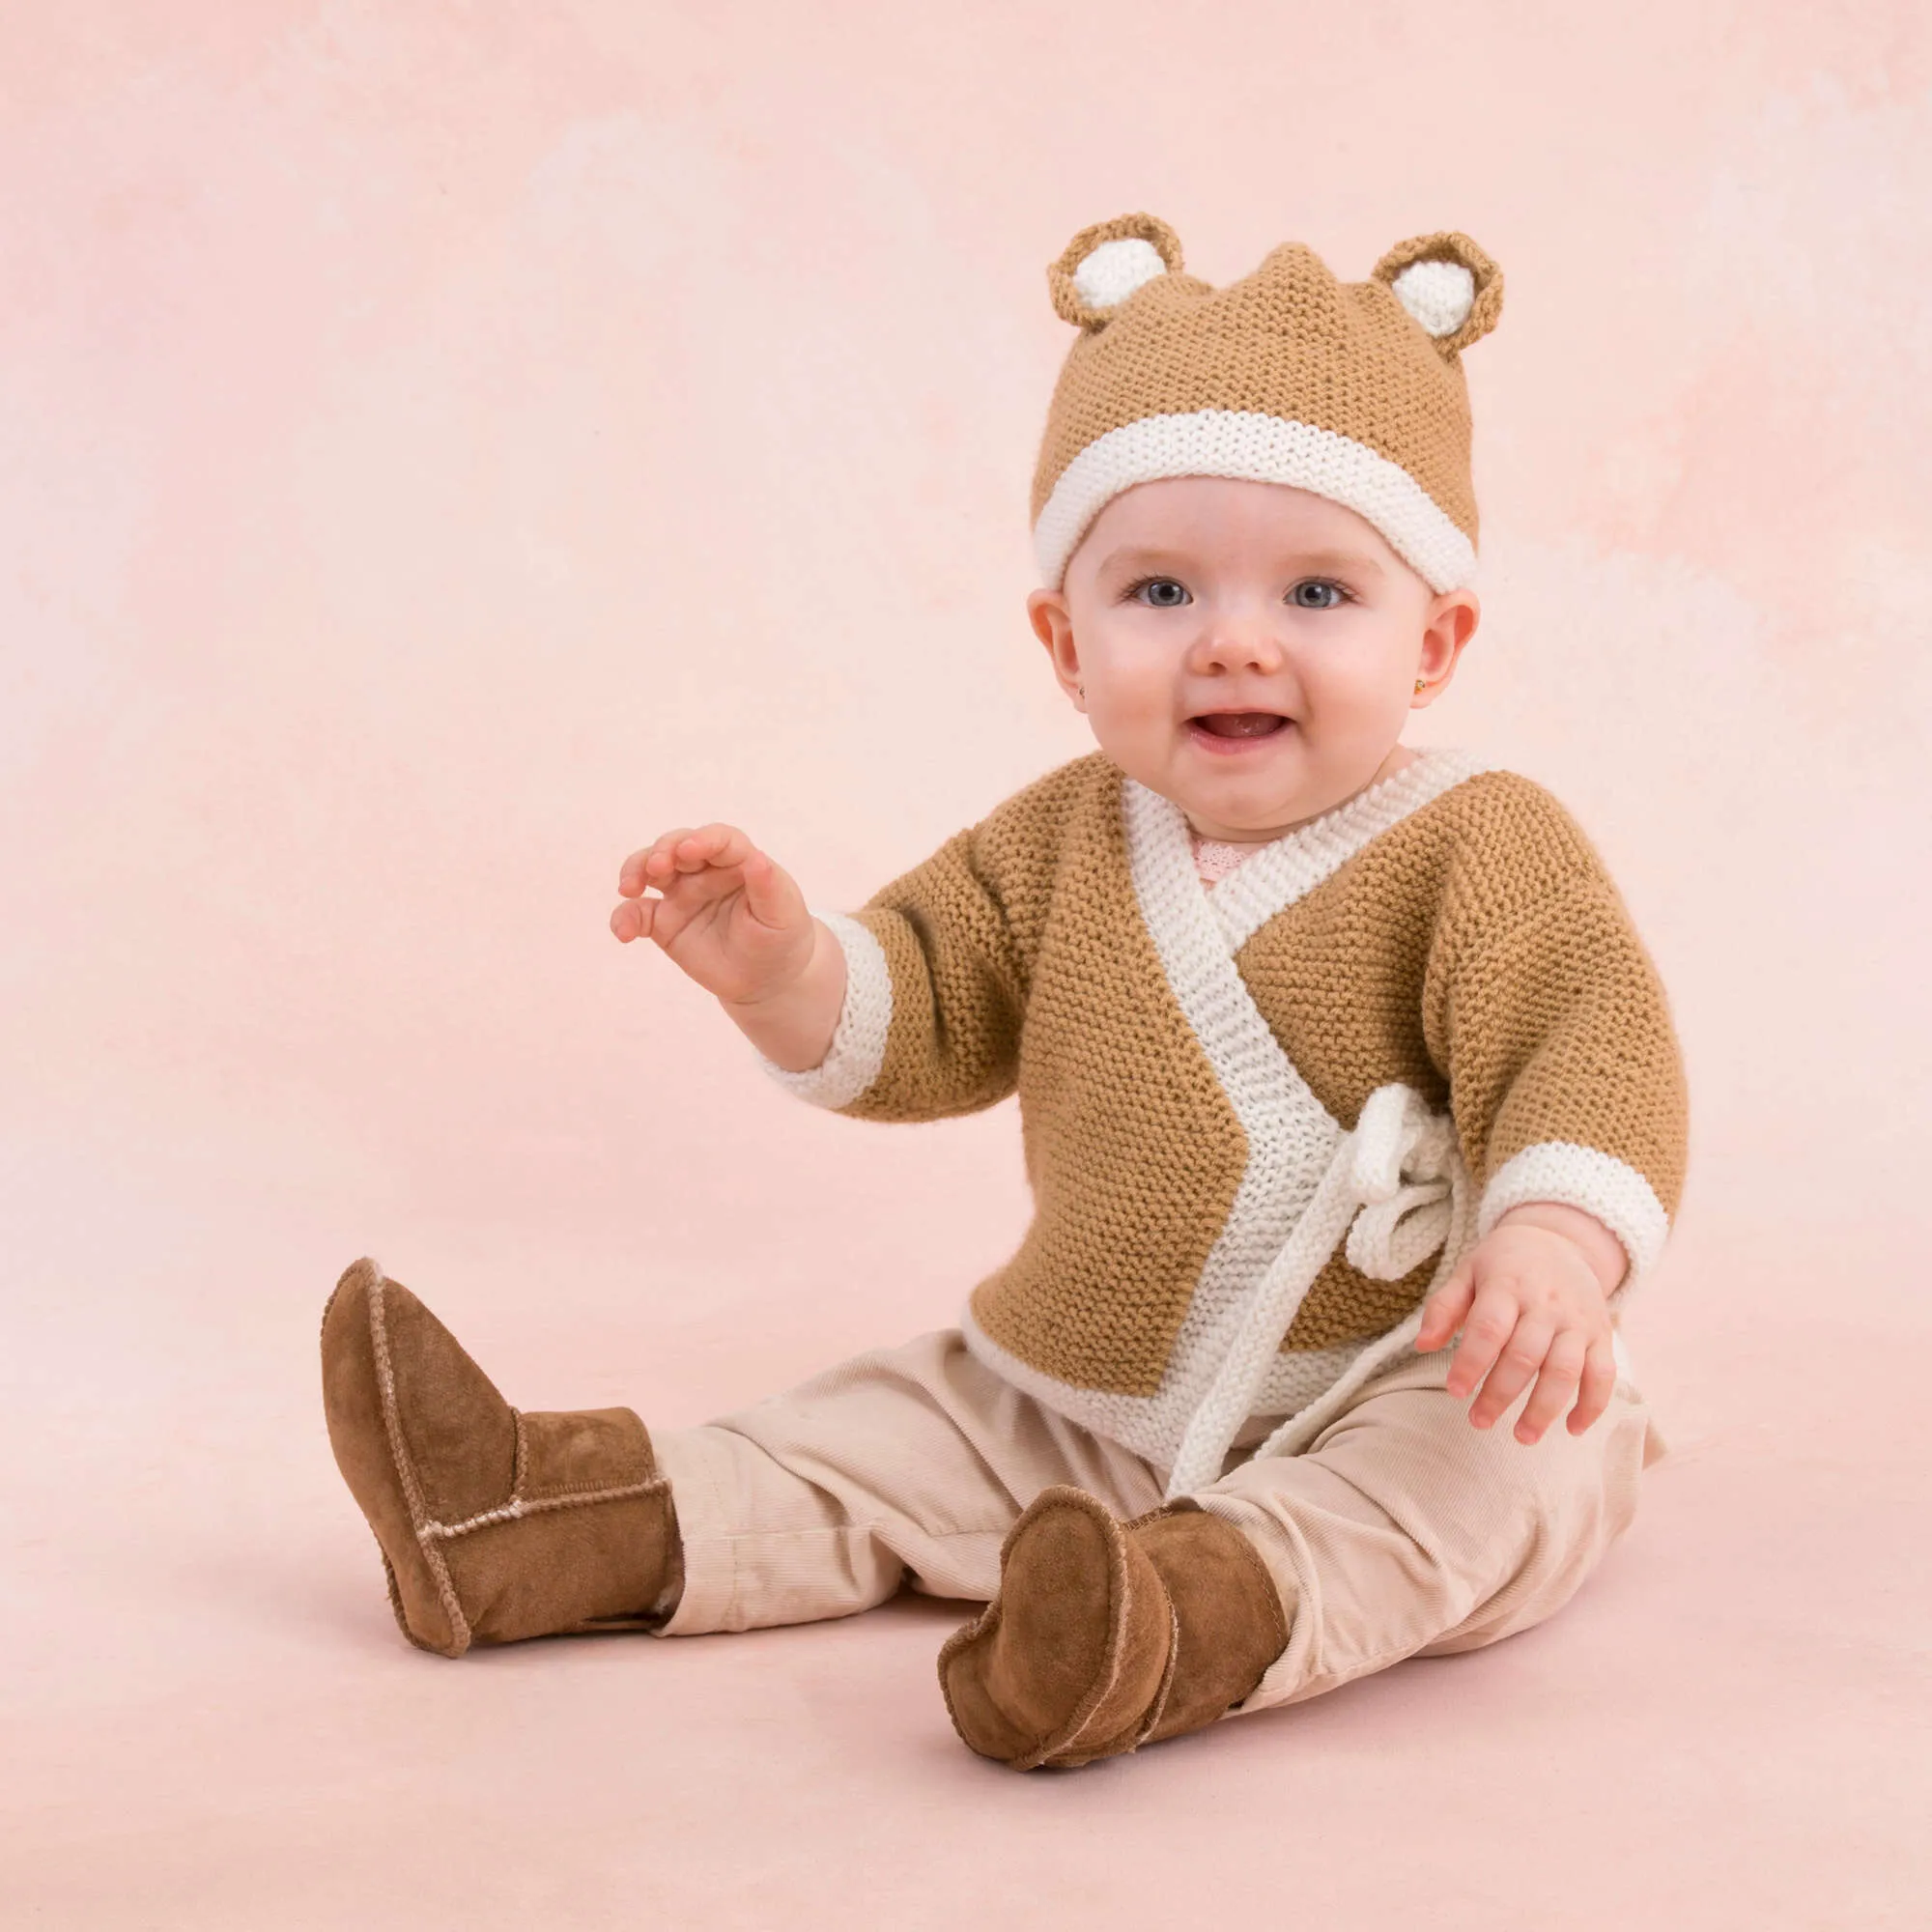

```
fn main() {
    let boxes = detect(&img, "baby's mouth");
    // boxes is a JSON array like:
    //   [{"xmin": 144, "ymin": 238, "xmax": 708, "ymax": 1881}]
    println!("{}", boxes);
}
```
[{"xmin": 1191, "ymin": 712, "xmax": 1290, "ymax": 738}]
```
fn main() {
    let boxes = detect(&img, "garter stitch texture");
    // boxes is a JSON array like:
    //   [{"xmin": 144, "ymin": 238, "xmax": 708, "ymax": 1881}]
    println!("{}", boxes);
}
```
[
  {"xmin": 1031, "ymin": 213, "xmax": 1503, "ymax": 593},
  {"xmin": 757, "ymin": 750, "xmax": 1690, "ymax": 1484}
]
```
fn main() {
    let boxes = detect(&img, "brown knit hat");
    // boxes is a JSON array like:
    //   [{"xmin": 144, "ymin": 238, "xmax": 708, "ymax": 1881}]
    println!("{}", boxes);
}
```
[{"xmin": 1032, "ymin": 214, "xmax": 1503, "ymax": 593}]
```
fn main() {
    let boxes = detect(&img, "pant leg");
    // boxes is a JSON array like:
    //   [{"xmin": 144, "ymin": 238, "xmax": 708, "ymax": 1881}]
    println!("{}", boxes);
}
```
[
  {"xmin": 650, "ymin": 1328, "xmax": 1165, "ymax": 1635},
  {"xmin": 1191, "ymin": 1341, "xmax": 1664, "ymax": 1715}
]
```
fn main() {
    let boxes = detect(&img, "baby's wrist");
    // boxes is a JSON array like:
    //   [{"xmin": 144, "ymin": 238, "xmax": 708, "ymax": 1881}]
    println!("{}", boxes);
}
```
[
  {"xmin": 1492, "ymin": 1202, "xmax": 1628, "ymax": 1297},
  {"xmin": 719, "ymin": 919, "xmax": 846, "ymax": 1072}
]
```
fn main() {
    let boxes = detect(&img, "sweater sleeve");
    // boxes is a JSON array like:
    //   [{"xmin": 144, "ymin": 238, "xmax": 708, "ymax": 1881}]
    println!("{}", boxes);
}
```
[
  {"xmin": 1423, "ymin": 846, "xmax": 1690, "ymax": 1311},
  {"xmin": 753, "ymin": 819, "xmax": 1027, "ymax": 1123}
]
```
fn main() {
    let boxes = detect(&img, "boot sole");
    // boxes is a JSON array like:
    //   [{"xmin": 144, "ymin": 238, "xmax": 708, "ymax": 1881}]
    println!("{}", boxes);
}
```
[
  {"xmin": 937, "ymin": 1486, "xmax": 1179, "ymax": 1770},
  {"xmin": 321, "ymin": 1258, "xmax": 479, "ymax": 1656}
]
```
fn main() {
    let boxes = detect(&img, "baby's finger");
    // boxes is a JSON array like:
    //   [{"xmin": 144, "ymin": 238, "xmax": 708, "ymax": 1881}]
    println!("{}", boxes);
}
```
[
  {"xmin": 668, "ymin": 823, "xmax": 747, "ymax": 873},
  {"xmin": 1467, "ymin": 1314, "xmax": 1554, "ymax": 1430},
  {"xmin": 1415, "ymin": 1267, "xmax": 1474, "ymax": 1351},
  {"xmin": 616, "ymin": 842, "xmax": 666, "ymax": 897},
  {"xmin": 738, "ymin": 847, "xmax": 801, "ymax": 929},
  {"xmin": 1566, "ymin": 1338, "xmax": 1620, "ymax": 1435},
  {"xmin": 618, "ymin": 829, "xmax": 697, "ymax": 897},
  {"xmin": 1442, "ymin": 1284, "xmax": 1519, "ymax": 1399},
  {"xmin": 610, "ymin": 895, "xmax": 656, "ymax": 944},
  {"xmin": 1513, "ymin": 1332, "xmax": 1588, "ymax": 1443}
]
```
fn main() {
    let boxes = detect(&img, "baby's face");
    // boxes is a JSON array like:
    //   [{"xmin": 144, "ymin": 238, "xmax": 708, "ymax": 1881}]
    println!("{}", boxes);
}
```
[{"xmin": 1030, "ymin": 477, "xmax": 1479, "ymax": 842}]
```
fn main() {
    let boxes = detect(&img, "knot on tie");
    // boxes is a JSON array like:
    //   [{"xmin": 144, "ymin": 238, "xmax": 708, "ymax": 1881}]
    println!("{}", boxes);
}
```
[
  {"xmin": 1162, "ymin": 1081, "xmax": 1477, "ymax": 1502},
  {"xmin": 1344, "ymin": 1084, "xmax": 1460, "ymax": 1281}
]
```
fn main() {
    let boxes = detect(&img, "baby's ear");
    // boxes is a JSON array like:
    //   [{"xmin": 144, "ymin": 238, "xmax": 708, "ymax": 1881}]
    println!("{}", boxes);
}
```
[
  {"xmin": 1371, "ymin": 232, "xmax": 1504, "ymax": 359},
  {"xmin": 1048, "ymin": 213, "xmax": 1185, "ymax": 330}
]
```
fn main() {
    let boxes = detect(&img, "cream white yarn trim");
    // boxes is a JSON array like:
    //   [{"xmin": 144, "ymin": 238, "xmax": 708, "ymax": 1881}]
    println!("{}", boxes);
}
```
[
  {"xmin": 1073, "ymin": 237, "xmax": 1168, "ymax": 311},
  {"xmin": 1033, "ymin": 410, "xmax": 1479, "ymax": 593},
  {"xmin": 1390, "ymin": 258, "xmax": 1476, "ymax": 338},
  {"xmin": 755, "ymin": 908, "xmax": 892, "ymax": 1109},
  {"xmin": 1159, "ymin": 1080, "xmax": 1476, "ymax": 1498},
  {"xmin": 1476, "ymin": 1140, "xmax": 1671, "ymax": 1307}
]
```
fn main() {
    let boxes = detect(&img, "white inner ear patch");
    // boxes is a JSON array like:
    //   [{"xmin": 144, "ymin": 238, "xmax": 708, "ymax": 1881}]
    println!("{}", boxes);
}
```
[
  {"xmin": 1389, "ymin": 258, "xmax": 1475, "ymax": 338},
  {"xmin": 1072, "ymin": 237, "xmax": 1168, "ymax": 312}
]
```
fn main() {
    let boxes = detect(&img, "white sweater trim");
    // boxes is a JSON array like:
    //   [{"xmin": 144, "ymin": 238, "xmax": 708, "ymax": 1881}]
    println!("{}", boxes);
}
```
[
  {"xmin": 754, "ymin": 909, "xmax": 893, "ymax": 1110},
  {"xmin": 1476, "ymin": 1141, "xmax": 1671, "ymax": 1293},
  {"xmin": 959, "ymin": 1303, "xmax": 1382, "ymax": 1469},
  {"xmin": 1033, "ymin": 410, "xmax": 1479, "ymax": 594}
]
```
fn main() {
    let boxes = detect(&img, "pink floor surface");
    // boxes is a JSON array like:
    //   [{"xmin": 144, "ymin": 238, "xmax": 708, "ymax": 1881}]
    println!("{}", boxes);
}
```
[{"xmin": 4, "ymin": 1133, "xmax": 1924, "ymax": 1931}]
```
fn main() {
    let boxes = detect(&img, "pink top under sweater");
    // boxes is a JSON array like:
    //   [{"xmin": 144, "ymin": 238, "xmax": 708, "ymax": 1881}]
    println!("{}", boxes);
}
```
[{"xmin": 1190, "ymin": 834, "xmax": 1267, "ymax": 886}]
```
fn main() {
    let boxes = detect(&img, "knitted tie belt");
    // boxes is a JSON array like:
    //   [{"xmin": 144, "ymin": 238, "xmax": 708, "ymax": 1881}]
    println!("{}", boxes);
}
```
[{"xmin": 1162, "ymin": 1082, "xmax": 1475, "ymax": 1499}]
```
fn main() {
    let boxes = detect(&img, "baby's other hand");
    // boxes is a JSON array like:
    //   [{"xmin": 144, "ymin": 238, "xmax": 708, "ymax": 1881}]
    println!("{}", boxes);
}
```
[
  {"xmin": 611, "ymin": 824, "xmax": 814, "ymax": 1008},
  {"xmin": 1414, "ymin": 1218, "xmax": 1618, "ymax": 1445}
]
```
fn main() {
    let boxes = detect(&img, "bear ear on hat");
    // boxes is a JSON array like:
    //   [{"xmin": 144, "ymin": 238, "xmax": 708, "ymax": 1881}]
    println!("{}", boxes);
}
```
[
  {"xmin": 1048, "ymin": 213, "xmax": 1184, "ymax": 331},
  {"xmin": 1371, "ymin": 232, "xmax": 1504, "ymax": 359}
]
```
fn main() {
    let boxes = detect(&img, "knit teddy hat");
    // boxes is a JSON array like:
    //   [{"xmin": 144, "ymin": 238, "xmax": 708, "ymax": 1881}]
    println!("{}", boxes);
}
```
[{"xmin": 1031, "ymin": 213, "xmax": 1504, "ymax": 594}]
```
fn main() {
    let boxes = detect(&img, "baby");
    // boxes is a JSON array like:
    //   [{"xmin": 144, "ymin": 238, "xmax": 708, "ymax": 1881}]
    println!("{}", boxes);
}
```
[{"xmin": 320, "ymin": 213, "xmax": 1689, "ymax": 1771}]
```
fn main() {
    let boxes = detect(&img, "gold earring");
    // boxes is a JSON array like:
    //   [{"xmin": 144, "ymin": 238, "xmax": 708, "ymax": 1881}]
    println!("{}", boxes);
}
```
[{"xmin": 1413, "ymin": 678, "xmax": 1427, "ymax": 693}]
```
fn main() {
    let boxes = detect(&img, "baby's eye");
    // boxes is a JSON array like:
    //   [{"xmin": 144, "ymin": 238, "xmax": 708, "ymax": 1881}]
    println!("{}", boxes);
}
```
[
  {"xmin": 1288, "ymin": 580, "xmax": 1349, "ymax": 610},
  {"xmin": 1128, "ymin": 577, "xmax": 1191, "ymax": 609}
]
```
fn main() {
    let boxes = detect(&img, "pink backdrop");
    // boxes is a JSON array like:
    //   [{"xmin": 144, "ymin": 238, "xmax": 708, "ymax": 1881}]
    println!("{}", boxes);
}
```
[{"xmin": 5, "ymin": 4, "xmax": 1927, "ymax": 1924}]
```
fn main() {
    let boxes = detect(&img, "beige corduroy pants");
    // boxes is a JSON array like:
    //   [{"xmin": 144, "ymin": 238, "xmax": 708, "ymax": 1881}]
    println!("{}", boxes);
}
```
[{"xmin": 650, "ymin": 1328, "xmax": 1666, "ymax": 1716}]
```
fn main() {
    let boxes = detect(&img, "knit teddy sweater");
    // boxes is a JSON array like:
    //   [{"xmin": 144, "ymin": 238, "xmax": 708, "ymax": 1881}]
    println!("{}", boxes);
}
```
[{"xmin": 758, "ymin": 746, "xmax": 1689, "ymax": 1493}]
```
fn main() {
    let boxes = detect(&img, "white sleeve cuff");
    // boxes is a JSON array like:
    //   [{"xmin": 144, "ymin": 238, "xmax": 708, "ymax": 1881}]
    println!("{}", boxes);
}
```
[
  {"xmin": 1475, "ymin": 1141, "xmax": 1671, "ymax": 1296},
  {"xmin": 754, "ymin": 909, "xmax": 894, "ymax": 1110}
]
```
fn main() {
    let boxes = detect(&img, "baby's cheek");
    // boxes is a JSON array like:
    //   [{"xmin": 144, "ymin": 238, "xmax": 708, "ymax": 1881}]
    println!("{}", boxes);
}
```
[{"xmin": 1306, "ymin": 661, "xmax": 1399, "ymax": 726}]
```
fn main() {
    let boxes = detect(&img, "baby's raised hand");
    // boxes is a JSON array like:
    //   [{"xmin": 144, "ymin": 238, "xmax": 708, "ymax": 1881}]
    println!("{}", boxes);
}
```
[
  {"xmin": 1414, "ymin": 1214, "xmax": 1619, "ymax": 1444},
  {"xmin": 611, "ymin": 824, "xmax": 815, "ymax": 1009}
]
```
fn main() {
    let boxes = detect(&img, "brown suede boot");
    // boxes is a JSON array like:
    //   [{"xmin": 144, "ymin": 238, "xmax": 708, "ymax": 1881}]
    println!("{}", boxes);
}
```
[
  {"xmin": 937, "ymin": 1486, "xmax": 1289, "ymax": 1769},
  {"xmin": 320, "ymin": 1257, "xmax": 681, "ymax": 1658}
]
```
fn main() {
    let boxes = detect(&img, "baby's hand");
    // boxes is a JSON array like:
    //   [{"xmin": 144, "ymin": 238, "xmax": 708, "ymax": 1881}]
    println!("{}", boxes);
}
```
[
  {"xmin": 611, "ymin": 824, "xmax": 815, "ymax": 1009},
  {"xmin": 1414, "ymin": 1215, "xmax": 1618, "ymax": 1444}
]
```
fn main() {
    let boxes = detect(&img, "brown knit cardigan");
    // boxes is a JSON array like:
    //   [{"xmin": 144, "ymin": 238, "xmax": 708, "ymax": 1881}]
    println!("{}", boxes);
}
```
[{"xmin": 758, "ymin": 746, "xmax": 1689, "ymax": 1490}]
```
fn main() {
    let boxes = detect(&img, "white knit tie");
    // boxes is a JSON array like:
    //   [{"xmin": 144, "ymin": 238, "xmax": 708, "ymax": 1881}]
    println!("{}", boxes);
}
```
[{"xmin": 1162, "ymin": 1082, "xmax": 1472, "ymax": 1499}]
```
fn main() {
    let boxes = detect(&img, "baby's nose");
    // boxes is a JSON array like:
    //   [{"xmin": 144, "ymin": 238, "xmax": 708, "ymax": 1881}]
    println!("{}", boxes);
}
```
[{"xmin": 1195, "ymin": 620, "xmax": 1286, "ymax": 673}]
